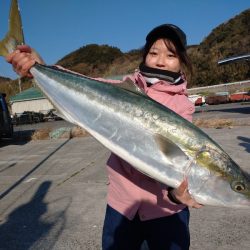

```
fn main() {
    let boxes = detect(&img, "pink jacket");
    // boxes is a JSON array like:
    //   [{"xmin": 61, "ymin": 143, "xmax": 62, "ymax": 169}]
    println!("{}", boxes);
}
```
[{"xmin": 106, "ymin": 71, "xmax": 195, "ymax": 221}]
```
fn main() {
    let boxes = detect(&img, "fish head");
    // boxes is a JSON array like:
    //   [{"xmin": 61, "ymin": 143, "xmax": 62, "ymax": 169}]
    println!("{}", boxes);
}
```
[{"xmin": 189, "ymin": 146, "xmax": 250, "ymax": 208}]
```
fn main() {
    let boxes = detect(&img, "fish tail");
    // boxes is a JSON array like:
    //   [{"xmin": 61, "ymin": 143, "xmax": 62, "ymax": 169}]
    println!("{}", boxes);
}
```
[{"xmin": 0, "ymin": 0, "xmax": 25, "ymax": 57}]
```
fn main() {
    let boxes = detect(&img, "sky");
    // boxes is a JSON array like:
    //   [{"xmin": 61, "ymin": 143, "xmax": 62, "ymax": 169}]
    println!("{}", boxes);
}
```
[{"xmin": 0, "ymin": 0, "xmax": 249, "ymax": 79}]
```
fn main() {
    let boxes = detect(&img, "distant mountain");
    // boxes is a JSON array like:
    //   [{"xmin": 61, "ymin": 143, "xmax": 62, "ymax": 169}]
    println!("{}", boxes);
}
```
[
  {"xmin": 57, "ymin": 44, "xmax": 124, "ymax": 77},
  {"xmin": 0, "ymin": 76, "xmax": 12, "ymax": 85},
  {"xmin": 57, "ymin": 8, "xmax": 249, "ymax": 87},
  {"xmin": 188, "ymin": 8, "xmax": 250, "ymax": 87},
  {"xmin": 0, "ymin": 77, "xmax": 34, "ymax": 102},
  {"xmin": 1, "ymin": 8, "xmax": 249, "ymax": 98}
]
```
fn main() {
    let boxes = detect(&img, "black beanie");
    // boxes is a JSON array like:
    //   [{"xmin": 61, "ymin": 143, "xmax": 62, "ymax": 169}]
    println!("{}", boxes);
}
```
[{"xmin": 146, "ymin": 24, "xmax": 187, "ymax": 50}]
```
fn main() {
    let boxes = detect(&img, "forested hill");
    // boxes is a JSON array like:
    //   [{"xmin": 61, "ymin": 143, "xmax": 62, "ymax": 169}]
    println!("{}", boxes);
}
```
[
  {"xmin": 1, "ymin": 8, "xmax": 249, "ymax": 98},
  {"xmin": 188, "ymin": 8, "xmax": 250, "ymax": 87},
  {"xmin": 57, "ymin": 45, "xmax": 142, "ymax": 78},
  {"xmin": 57, "ymin": 8, "xmax": 249, "ymax": 87}
]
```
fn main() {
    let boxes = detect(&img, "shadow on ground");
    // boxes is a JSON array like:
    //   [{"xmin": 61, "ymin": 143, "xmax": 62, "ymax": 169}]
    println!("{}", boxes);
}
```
[
  {"xmin": 0, "ymin": 130, "xmax": 34, "ymax": 147},
  {"xmin": 0, "ymin": 181, "xmax": 69, "ymax": 249},
  {"xmin": 237, "ymin": 136, "xmax": 250, "ymax": 153}
]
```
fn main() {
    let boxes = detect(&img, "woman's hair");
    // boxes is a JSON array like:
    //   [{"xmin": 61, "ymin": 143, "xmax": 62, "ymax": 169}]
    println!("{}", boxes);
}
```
[{"xmin": 141, "ymin": 37, "xmax": 193, "ymax": 77}]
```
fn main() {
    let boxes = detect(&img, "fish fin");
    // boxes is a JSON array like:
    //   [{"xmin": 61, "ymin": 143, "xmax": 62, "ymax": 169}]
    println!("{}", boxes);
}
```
[
  {"xmin": 154, "ymin": 133, "xmax": 186, "ymax": 160},
  {"xmin": 116, "ymin": 79, "xmax": 146, "ymax": 96},
  {"xmin": 0, "ymin": 0, "xmax": 25, "ymax": 57}
]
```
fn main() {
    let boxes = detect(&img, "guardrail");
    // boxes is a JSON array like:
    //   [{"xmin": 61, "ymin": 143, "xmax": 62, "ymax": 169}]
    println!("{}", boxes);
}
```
[{"xmin": 188, "ymin": 80, "xmax": 250, "ymax": 95}]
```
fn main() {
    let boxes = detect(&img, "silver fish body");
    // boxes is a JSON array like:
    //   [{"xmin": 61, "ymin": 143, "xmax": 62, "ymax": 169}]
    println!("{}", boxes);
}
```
[{"xmin": 30, "ymin": 64, "xmax": 250, "ymax": 208}]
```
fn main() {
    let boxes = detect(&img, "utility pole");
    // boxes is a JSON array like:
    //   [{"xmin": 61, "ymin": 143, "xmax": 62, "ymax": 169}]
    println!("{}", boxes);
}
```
[{"xmin": 18, "ymin": 77, "xmax": 21, "ymax": 93}]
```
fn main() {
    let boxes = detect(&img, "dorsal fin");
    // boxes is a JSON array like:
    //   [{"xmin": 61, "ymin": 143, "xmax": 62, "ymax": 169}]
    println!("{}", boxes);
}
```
[
  {"xmin": 0, "ymin": 0, "xmax": 25, "ymax": 57},
  {"xmin": 116, "ymin": 79, "xmax": 146, "ymax": 96}
]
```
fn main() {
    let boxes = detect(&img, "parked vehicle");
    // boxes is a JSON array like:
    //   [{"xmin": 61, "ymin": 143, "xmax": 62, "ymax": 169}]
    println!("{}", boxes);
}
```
[
  {"xmin": 229, "ymin": 92, "xmax": 250, "ymax": 102},
  {"xmin": 205, "ymin": 95, "xmax": 229, "ymax": 105},
  {"xmin": 0, "ymin": 93, "xmax": 13, "ymax": 138},
  {"xmin": 188, "ymin": 94, "xmax": 206, "ymax": 106},
  {"xmin": 12, "ymin": 111, "xmax": 44, "ymax": 125},
  {"xmin": 43, "ymin": 109, "xmax": 63, "ymax": 122},
  {"xmin": 202, "ymin": 55, "xmax": 250, "ymax": 105}
]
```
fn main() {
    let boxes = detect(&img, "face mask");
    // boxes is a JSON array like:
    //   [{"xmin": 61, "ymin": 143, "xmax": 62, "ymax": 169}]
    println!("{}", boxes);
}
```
[{"xmin": 139, "ymin": 63, "xmax": 183, "ymax": 85}]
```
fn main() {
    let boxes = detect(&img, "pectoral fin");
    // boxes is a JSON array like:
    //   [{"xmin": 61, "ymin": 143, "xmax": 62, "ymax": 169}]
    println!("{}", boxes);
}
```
[{"xmin": 154, "ymin": 133, "xmax": 186, "ymax": 161}]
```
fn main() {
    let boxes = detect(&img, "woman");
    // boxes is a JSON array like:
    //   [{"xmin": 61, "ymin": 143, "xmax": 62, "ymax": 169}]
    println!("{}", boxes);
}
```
[{"xmin": 6, "ymin": 24, "xmax": 202, "ymax": 250}]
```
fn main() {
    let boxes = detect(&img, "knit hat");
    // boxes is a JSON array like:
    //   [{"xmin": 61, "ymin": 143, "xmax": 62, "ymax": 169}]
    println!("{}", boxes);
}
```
[{"xmin": 146, "ymin": 24, "xmax": 187, "ymax": 50}]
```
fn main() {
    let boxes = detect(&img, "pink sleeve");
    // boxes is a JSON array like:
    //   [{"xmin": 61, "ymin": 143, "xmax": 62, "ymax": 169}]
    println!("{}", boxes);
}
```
[{"xmin": 54, "ymin": 65, "xmax": 124, "ymax": 85}]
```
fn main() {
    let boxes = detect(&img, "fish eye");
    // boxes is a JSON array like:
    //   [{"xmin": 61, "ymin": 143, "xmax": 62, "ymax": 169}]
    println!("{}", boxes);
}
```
[{"xmin": 233, "ymin": 182, "xmax": 245, "ymax": 192}]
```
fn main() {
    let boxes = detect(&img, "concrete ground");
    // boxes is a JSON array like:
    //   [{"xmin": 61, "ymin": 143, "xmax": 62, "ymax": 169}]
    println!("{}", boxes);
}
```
[{"xmin": 0, "ymin": 103, "xmax": 249, "ymax": 250}]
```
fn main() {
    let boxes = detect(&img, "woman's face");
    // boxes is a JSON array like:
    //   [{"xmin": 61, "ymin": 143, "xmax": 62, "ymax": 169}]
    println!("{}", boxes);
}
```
[{"xmin": 145, "ymin": 39, "xmax": 181, "ymax": 72}]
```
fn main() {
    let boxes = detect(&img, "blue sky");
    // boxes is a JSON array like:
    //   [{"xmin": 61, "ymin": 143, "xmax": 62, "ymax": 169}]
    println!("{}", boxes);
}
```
[{"xmin": 0, "ymin": 0, "xmax": 249, "ymax": 79}]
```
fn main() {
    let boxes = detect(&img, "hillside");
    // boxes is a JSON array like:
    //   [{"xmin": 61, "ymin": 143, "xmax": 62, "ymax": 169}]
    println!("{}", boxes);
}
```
[
  {"xmin": 57, "ymin": 9, "xmax": 249, "ymax": 87},
  {"xmin": 188, "ymin": 8, "xmax": 250, "ymax": 87},
  {"xmin": 1, "ymin": 8, "xmax": 249, "ymax": 98},
  {"xmin": 57, "ymin": 44, "xmax": 124, "ymax": 77},
  {"xmin": 0, "ymin": 77, "xmax": 34, "ymax": 102}
]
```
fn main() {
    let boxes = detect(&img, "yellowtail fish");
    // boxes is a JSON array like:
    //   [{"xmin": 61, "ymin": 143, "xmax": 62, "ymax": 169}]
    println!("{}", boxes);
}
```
[{"xmin": 0, "ymin": 0, "xmax": 249, "ymax": 208}]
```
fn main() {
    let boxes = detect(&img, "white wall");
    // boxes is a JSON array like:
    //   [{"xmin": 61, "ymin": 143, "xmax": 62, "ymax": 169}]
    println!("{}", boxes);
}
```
[{"xmin": 11, "ymin": 99, "xmax": 54, "ymax": 114}]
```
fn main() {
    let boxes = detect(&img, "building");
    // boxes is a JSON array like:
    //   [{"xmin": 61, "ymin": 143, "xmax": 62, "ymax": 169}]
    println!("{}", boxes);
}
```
[{"xmin": 9, "ymin": 87, "xmax": 54, "ymax": 115}]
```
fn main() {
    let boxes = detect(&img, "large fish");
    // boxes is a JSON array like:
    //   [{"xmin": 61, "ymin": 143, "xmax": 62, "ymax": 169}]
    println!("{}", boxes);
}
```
[{"xmin": 1, "ymin": 0, "xmax": 249, "ymax": 208}]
